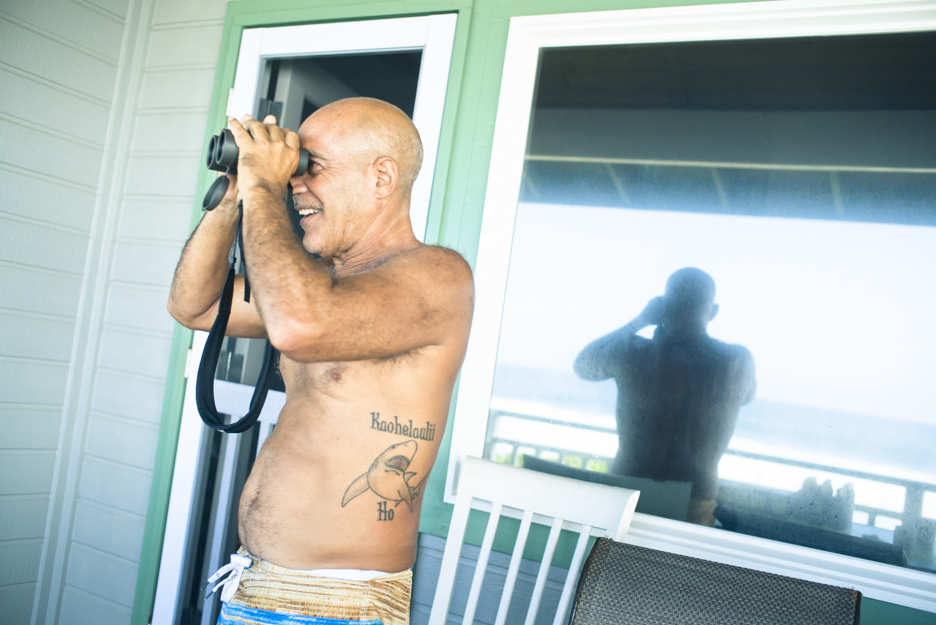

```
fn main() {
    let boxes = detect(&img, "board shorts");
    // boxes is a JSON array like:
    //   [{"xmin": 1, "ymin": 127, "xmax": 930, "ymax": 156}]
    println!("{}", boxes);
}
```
[{"xmin": 212, "ymin": 547, "xmax": 412, "ymax": 625}]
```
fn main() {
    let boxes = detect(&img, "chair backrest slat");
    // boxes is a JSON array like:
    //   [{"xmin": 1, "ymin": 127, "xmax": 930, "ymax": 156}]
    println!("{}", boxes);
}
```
[
  {"xmin": 463, "ymin": 501, "xmax": 503, "ymax": 625},
  {"xmin": 429, "ymin": 491, "xmax": 473, "ymax": 625},
  {"xmin": 494, "ymin": 509, "xmax": 535, "ymax": 625},
  {"xmin": 524, "ymin": 517, "xmax": 564, "ymax": 625},
  {"xmin": 552, "ymin": 526, "xmax": 594, "ymax": 625}
]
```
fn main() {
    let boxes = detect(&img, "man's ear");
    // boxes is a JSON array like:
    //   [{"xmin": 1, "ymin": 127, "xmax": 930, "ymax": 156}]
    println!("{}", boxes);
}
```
[
  {"xmin": 710, "ymin": 303, "xmax": 719, "ymax": 321},
  {"xmin": 372, "ymin": 156, "xmax": 398, "ymax": 200}
]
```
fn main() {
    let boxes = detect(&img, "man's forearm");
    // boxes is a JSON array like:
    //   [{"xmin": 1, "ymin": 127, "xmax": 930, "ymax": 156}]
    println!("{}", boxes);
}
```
[
  {"xmin": 167, "ymin": 204, "xmax": 239, "ymax": 327},
  {"xmin": 239, "ymin": 187, "xmax": 330, "ymax": 345},
  {"xmin": 573, "ymin": 317, "xmax": 648, "ymax": 380}
]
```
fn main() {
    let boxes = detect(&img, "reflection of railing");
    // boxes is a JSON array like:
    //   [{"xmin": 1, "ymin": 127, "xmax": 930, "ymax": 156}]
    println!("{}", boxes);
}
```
[
  {"xmin": 724, "ymin": 449, "xmax": 935, "ymax": 535},
  {"xmin": 485, "ymin": 407, "xmax": 936, "ymax": 568}
]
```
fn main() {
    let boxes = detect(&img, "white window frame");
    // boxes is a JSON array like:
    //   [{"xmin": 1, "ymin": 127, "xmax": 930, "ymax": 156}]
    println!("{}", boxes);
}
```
[
  {"xmin": 447, "ymin": 0, "xmax": 936, "ymax": 612},
  {"xmin": 153, "ymin": 15, "xmax": 457, "ymax": 625}
]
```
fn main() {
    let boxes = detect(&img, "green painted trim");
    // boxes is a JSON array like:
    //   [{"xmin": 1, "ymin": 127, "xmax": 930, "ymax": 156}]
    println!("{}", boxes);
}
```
[
  {"xmin": 131, "ymin": 324, "xmax": 192, "ymax": 625},
  {"xmin": 861, "ymin": 598, "xmax": 936, "ymax": 625}
]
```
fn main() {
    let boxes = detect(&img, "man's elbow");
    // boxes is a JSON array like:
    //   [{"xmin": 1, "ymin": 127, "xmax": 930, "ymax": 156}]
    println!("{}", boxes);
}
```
[
  {"xmin": 167, "ymin": 297, "xmax": 190, "ymax": 327},
  {"xmin": 265, "ymin": 317, "xmax": 324, "ymax": 361},
  {"xmin": 167, "ymin": 297, "xmax": 208, "ymax": 331},
  {"xmin": 573, "ymin": 356, "xmax": 603, "ymax": 381}
]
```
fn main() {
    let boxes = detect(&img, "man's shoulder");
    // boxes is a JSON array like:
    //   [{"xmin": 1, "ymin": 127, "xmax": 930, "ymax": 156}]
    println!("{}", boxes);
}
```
[
  {"xmin": 404, "ymin": 243, "xmax": 471, "ymax": 267},
  {"xmin": 708, "ymin": 338, "xmax": 754, "ymax": 364},
  {"xmin": 377, "ymin": 244, "xmax": 474, "ymax": 332},
  {"xmin": 386, "ymin": 244, "xmax": 474, "ymax": 287}
]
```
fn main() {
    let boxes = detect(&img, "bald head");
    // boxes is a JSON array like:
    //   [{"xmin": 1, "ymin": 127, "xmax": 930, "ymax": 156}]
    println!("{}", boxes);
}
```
[
  {"xmin": 661, "ymin": 267, "xmax": 718, "ymax": 333},
  {"xmin": 665, "ymin": 268, "xmax": 716, "ymax": 309},
  {"xmin": 300, "ymin": 97, "xmax": 424, "ymax": 196}
]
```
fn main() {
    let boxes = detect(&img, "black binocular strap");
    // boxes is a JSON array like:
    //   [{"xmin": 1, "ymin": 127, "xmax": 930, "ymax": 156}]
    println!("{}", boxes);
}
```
[{"xmin": 195, "ymin": 211, "xmax": 278, "ymax": 433}]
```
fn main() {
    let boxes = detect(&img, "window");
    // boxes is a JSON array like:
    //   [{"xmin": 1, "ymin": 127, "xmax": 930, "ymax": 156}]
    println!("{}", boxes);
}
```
[{"xmin": 451, "ymin": 1, "xmax": 936, "ymax": 609}]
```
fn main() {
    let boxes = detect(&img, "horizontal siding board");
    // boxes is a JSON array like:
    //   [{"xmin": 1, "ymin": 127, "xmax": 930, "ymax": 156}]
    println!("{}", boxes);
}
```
[
  {"xmin": 0, "ymin": 539, "xmax": 43, "ymax": 585},
  {"xmin": 0, "ymin": 358, "xmax": 69, "ymax": 406},
  {"xmin": 72, "ymin": 499, "xmax": 145, "ymax": 561},
  {"xmin": 0, "ymin": 265, "xmax": 82, "ymax": 318},
  {"xmin": 85, "ymin": 414, "xmax": 159, "ymax": 470},
  {"xmin": 152, "ymin": 0, "xmax": 227, "ymax": 26},
  {"xmin": 0, "ymin": 496, "xmax": 48, "ymax": 540},
  {"xmin": 0, "ymin": 19, "xmax": 118, "ymax": 102},
  {"xmin": 0, "ymin": 407, "xmax": 62, "ymax": 450},
  {"xmin": 132, "ymin": 110, "xmax": 212, "ymax": 153},
  {"xmin": 145, "ymin": 24, "xmax": 223, "ymax": 68},
  {"xmin": 0, "ymin": 0, "xmax": 125, "ymax": 60},
  {"xmin": 0, "ymin": 451, "xmax": 56, "ymax": 495},
  {"xmin": 0, "ymin": 119, "xmax": 104, "ymax": 187},
  {"xmin": 103, "ymin": 283, "xmax": 174, "ymax": 333},
  {"xmin": 0, "ymin": 310, "xmax": 76, "ymax": 362},
  {"xmin": 0, "ymin": 68, "xmax": 110, "ymax": 145},
  {"xmin": 138, "ymin": 67, "xmax": 216, "ymax": 110},
  {"xmin": 0, "ymin": 217, "xmax": 89, "ymax": 275},
  {"xmin": 124, "ymin": 153, "xmax": 201, "ymax": 198},
  {"xmin": 0, "ymin": 581, "xmax": 37, "ymax": 624},
  {"xmin": 82, "ymin": 0, "xmax": 131, "ymax": 21},
  {"xmin": 91, "ymin": 370, "xmax": 166, "ymax": 424},
  {"xmin": 109, "ymin": 240, "xmax": 179, "ymax": 287},
  {"xmin": 65, "ymin": 542, "xmax": 138, "ymax": 607},
  {"xmin": 98, "ymin": 326, "xmax": 172, "ymax": 379},
  {"xmin": 0, "ymin": 167, "xmax": 96, "ymax": 232},
  {"xmin": 117, "ymin": 197, "xmax": 193, "ymax": 242},
  {"xmin": 59, "ymin": 584, "xmax": 132, "ymax": 625},
  {"xmin": 78, "ymin": 456, "xmax": 151, "ymax": 516}
]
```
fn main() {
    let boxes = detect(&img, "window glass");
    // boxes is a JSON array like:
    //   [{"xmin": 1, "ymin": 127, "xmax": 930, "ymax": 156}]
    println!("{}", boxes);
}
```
[{"xmin": 484, "ymin": 32, "xmax": 936, "ymax": 571}]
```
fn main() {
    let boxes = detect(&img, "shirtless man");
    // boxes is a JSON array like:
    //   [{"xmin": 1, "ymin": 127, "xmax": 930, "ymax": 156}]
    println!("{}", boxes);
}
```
[
  {"xmin": 573, "ymin": 268, "xmax": 754, "ymax": 527},
  {"xmin": 168, "ymin": 98, "xmax": 473, "ymax": 625}
]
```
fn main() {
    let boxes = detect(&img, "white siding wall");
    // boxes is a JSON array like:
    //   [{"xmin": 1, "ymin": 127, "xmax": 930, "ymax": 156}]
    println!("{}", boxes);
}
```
[
  {"xmin": 1, "ymin": 0, "xmax": 230, "ymax": 622},
  {"xmin": 0, "ymin": 0, "xmax": 130, "ymax": 621}
]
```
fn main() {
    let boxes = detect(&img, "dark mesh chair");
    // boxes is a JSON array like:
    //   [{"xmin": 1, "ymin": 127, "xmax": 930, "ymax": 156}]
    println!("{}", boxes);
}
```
[{"xmin": 569, "ymin": 539, "xmax": 861, "ymax": 625}]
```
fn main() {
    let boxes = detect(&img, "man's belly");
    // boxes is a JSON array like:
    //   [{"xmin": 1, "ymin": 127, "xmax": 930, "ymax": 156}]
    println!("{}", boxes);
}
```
[{"xmin": 237, "ymin": 400, "xmax": 437, "ymax": 572}]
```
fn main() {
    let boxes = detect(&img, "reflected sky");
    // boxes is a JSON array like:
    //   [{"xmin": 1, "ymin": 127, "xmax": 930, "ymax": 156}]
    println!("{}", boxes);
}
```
[{"xmin": 497, "ymin": 202, "xmax": 936, "ymax": 424}]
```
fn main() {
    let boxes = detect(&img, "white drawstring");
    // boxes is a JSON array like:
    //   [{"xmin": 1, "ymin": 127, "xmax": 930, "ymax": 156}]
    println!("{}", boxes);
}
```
[{"xmin": 205, "ymin": 553, "xmax": 252, "ymax": 602}]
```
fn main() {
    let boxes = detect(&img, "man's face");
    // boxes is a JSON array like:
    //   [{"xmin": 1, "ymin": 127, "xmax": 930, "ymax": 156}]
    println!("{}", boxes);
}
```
[{"xmin": 290, "ymin": 111, "xmax": 375, "ymax": 257}]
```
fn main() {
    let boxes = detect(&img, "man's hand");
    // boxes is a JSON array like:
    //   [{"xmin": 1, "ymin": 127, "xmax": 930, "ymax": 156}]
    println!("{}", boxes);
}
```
[
  {"xmin": 213, "ymin": 170, "xmax": 240, "ymax": 214},
  {"xmin": 227, "ymin": 114, "xmax": 302, "ymax": 199},
  {"xmin": 636, "ymin": 296, "xmax": 664, "ymax": 328}
]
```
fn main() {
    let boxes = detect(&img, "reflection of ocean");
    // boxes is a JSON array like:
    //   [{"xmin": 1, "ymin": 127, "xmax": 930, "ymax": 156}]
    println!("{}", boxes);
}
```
[{"xmin": 490, "ymin": 363, "xmax": 936, "ymax": 482}]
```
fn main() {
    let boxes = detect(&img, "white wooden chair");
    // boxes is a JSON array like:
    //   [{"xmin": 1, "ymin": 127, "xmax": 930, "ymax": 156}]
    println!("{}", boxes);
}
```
[{"xmin": 428, "ymin": 456, "xmax": 640, "ymax": 625}]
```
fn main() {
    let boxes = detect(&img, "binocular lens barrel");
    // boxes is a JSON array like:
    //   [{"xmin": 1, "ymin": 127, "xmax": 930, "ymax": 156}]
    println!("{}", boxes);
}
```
[
  {"xmin": 202, "ymin": 128, "xmax": 310, "ymax": 211},
  {"xmin": 206, "ymin": 129, "xmax": 240, "ymax": 174}
]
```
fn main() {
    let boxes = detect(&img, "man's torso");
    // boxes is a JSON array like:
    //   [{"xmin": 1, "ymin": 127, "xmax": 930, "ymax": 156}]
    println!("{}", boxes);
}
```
[
  {"xmin": 238, "ymin": 327, "xmax": 463, "ymax": 573},
  {"xmin": 612, "ymin": 335, "xmax": 754, "ymax": 496}
]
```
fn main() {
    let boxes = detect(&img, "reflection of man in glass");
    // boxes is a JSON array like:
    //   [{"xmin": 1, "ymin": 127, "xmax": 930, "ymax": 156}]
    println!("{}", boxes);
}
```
[{"xmin": 573, "ymin": 268, "xmax": 756, "ymax": 526}]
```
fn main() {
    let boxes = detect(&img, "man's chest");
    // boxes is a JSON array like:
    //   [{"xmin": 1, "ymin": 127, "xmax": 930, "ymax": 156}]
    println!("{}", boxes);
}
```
[{"xmin": 277, "ymin": 349, "xmax": 427, "ymax": 393}]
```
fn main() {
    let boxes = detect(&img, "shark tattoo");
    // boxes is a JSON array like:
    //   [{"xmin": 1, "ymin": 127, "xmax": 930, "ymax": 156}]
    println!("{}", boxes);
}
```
[{"xmin": 341, "ymin": 441, "xmax": 428, "ymax": 513}]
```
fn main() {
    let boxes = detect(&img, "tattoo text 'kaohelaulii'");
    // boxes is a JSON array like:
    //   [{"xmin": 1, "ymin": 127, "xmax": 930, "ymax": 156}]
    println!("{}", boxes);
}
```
[{"xmin": 370, "ymin": 412, "xmax": 435, "ymax": 441}]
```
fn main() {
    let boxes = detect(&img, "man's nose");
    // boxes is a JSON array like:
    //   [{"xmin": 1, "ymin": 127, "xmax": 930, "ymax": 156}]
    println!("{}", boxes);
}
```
[{"xmin": 289, "ymin": 174, "xmax": 308, "ymax": 192}]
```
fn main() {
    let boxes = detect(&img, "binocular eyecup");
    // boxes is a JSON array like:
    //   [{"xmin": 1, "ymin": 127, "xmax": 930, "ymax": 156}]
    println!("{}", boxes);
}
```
[{"xmin": 202, "ymin": 128, "xmax": 311, "ymax": 211}]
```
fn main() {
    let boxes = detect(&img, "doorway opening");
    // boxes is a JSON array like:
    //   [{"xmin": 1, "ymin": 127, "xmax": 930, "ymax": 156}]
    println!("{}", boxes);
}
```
[{"xmin": 176, "ymin": 50, "xmax": 423, "ymax": 625}]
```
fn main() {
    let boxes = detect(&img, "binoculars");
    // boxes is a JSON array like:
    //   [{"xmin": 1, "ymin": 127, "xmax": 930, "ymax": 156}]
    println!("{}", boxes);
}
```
[{"xmin": 202, "ymin": 128, "xmax": 311, "ymax": 211}]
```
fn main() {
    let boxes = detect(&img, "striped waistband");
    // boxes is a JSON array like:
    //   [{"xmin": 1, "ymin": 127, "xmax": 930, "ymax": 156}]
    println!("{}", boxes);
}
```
[{"xmin": 225, "ymin": 548, "xmax": 412, "ymax": 625}]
